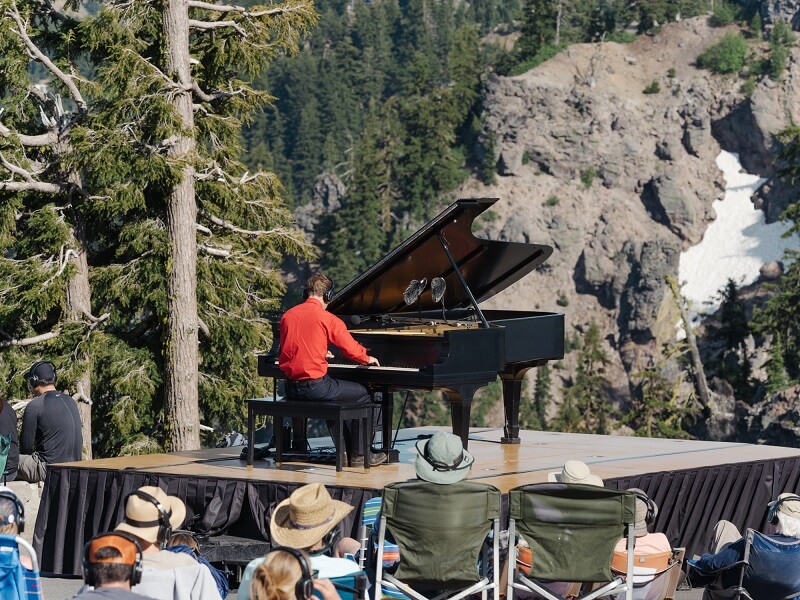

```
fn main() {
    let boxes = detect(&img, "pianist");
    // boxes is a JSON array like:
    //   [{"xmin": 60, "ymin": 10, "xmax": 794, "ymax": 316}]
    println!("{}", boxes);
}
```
[{"xmin": 279, "ymin": 273, "xmax": 387, "ymax": 467}]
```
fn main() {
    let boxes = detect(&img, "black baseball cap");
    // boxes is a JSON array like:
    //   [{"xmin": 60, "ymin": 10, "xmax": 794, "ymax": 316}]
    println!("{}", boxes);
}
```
[{"xmin": 29, "ymin": 361, "xmax": 56, "ymax": 386}]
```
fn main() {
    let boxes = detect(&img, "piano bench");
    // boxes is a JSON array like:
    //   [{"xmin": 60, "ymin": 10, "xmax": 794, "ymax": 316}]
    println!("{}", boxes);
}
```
[{"xmin": 245, "ymin": 398, "xmax": 374, "ymax": 473}]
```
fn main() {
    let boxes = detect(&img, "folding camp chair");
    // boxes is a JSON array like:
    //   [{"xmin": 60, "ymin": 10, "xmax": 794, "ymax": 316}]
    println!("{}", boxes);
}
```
[
  {"xmin": 507, "ymin": 483, "xmax": 637, "ymax": 600},
  {"xmin": 610, "ymin": 548, "xmax": 683, "ymax": 600},
  {"xmin": 328, "ymin": 572, "xmax": 369, "ymax": 600},
  {"xmin": 374, "ymin": 480, "xmax": 502, "ymax": 600},
  {"xmin": 0, "ymin": 534, "xmax": 43, "ymax": 600},
  {"xmin": 357, "ymin": 496, "xmax": 406, "ymax": 599},
  {"xmin": 690, "ymin": 529, "xmax": 800, "ymax": 600}
]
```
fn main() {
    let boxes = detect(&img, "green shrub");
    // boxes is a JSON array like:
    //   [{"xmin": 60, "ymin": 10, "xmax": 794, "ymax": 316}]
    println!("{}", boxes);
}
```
[
  {"xmin": 643, "ymin": 80, "xmax": 661, "ymax": 94},
  {"xmin": 710, "ymin": 1, "xmax": 738, "ymax": 27},
  {"xmin": 481, "ymin": 209, "xmax": 500, "ymax": 223},
  {"xmin": 697, "ymin": 33, "xmax": 748, "ymax": 74},
  {"xmin": 509, "ymin": 43, "xmax": 568, "ymax": 76},
  {"xmin": 769, "ymin": 44, "xmax": 789, "ymax": 80},
  {"xmin": 771, "ymin": 18, "xmax": 794, "ymax": 47},
  {"xmin": 750, "ymin": 12, "xmax": 763, "ymax": 39},
  {"xmin": 741, "ymin": 76, "xmax": 757, "ymax": 97},
  {"xmin": 580, "ymin": 167, "xmax": 598, "ymax": 189},
  {"xmin": 556, "ymin": 293, "xmax": 569, "ymax": 307},
  {"xmin": 606, "ymin": 31, "xmax": 637, "ymax": 44},
  {"xmin": 522, "ymin": 151, "xmax": 532, "ymax": 164},
  {"xmin": 667, "ymin": 67, "xmax": 676, "ymax": 78},
  {"xmin": 545, "ymin": 196, "xmax": 560, "ymax": 206},
  {"xmin": 768, "ymin": 20, "xmax": 794, "ymax": 80}
]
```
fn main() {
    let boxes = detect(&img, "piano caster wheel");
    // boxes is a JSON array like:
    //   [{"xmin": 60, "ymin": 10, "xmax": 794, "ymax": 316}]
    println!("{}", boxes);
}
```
[{"xmin": 500, "ymin": 437, "xmax": 521, "ymax": 444}]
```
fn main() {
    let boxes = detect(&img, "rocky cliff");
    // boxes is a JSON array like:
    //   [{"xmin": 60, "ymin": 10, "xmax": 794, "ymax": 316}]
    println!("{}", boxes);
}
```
[{"xmin": 465, "ymin": 18, "xmax": 800, "ymax": 435}]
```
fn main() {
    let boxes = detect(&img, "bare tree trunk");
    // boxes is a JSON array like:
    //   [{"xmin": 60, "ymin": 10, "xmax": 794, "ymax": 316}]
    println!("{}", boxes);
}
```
[
  {"xmin": 666, "ymin": 275, "xmax": 712, "ymax": 411},
  {"xmin": 163, "ymin": 0, "xmax": 200, "ymax": 451},
  {"xmin": 65, "ymin": 217, "xmax": 93, "ymax": 459},
  {"xmin": 555, "ymin": 0, "xmax": 562, "ymax": 46}
]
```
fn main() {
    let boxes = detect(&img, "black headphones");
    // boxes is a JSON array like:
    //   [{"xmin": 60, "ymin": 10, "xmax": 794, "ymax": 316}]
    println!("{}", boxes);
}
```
[
  {"xmin": 0, "ymin": 489, "xmax": 25, "ymax": 533},
  {"xmin": 83, "ymin": 531, "xmax": 143, "ymax": 587},
  {"xmin": 631, "ymin": 490, "xmax": 656, "ymax": 524},
  {"xmin": 27, "ymin": 361, "xmax": 56, "ymax": 389},
  {"xmin": 270, "ymin": 546, "xmax": 314, "ymax": 600},
  {"xmin": 311, "ymin": 526, "xmax": 341, "ymax": 558},
  {"xmin": 768, "ymin": 494, "xmax": 800, "ymax": 525},
  {"xmin": 303, "ymin": 276, "xmax": 335, "ymax": 303},
  {"xmin": 125, "ymin": 489, "xmax": 173, "ymax": 548}
]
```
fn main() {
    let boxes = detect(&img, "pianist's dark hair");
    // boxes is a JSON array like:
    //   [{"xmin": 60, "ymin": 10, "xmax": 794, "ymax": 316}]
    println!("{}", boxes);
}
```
[{"xmin": 304, "ymin": 273, "xmax": 334, "ymax": 302}]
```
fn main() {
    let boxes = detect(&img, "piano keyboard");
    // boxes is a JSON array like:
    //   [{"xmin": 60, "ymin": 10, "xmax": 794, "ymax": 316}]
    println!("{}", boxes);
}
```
[{"xmin": 329, "ymin": 364, "xmax": 420, "ymax": 372}]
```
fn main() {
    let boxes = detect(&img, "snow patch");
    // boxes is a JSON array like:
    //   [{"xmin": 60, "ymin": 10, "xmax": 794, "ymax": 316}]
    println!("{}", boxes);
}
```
[{"xmin": 678, "ymin": 150, "xmax": 799, "ymax": 325}]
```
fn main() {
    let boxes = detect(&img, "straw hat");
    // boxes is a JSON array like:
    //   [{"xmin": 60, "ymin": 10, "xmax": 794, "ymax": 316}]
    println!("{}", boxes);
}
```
[
  {"xmin": 270, "ymin": 483, "xmax": 354, "ymax": 549},
  {"xmin": 547, "ymin": 460, "xmax": 604, "ymax": 486},
  {"xmin": 115, "ymin": 486, "xmax": 186, "ymax": 544},
  {"xmin": 415, "ymin": 431, "xmax": 474, "ymax": 485}
]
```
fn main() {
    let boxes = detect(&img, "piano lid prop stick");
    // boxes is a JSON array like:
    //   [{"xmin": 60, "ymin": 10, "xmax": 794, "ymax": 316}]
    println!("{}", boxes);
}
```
[
  {"xmin": 436, "ymin": 231, "xmax": 490, "ymax": 328},
  {"xmin": 431, "ymin": 276, "xmax": 450, "ymax": 324}
]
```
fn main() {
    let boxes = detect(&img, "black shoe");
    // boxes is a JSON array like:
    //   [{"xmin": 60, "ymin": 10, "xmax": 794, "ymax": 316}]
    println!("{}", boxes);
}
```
[{"xmin": 349, "ymin": 452, "xmax": 388, "ymax": 467}]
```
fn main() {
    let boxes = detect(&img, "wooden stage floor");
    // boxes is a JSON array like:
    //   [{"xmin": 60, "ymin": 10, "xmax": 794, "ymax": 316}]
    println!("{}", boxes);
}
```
[
  {"xmin": 38, "ymin": 426, "xmax": 800, "ymax": 574},
  {"xmin": 58, "ymin": 426, "xmax": 800, "ymax": 492}
]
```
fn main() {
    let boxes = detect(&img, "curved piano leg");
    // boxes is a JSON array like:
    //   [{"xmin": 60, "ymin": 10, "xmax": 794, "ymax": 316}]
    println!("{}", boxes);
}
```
[
  {"xmin": 444, "ymin": 384, "xmax": 482, "ymax": 450},
  {"xmin": 499, "ymin": 366, "xmax": 533, "ymax": 444}
]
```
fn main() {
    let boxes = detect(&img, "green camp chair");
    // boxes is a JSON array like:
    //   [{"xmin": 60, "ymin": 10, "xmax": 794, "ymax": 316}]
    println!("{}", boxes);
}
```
[
  {"xmin": 374, "ymin": 480, "xmax": 502, "ymax": 600},
  {"xmin": 507, "ymin": 483, "xmax": 637, "ymax": 600}
]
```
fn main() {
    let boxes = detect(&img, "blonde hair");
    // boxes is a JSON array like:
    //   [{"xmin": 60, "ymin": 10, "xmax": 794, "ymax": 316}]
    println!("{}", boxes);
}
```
[
  {"xmin": 0, "ymin": 523, "xmax": 17, "ymax": 535},
  {"xmin": 251, "ymin": 549, "xmax": 307, "ymax": 600}
]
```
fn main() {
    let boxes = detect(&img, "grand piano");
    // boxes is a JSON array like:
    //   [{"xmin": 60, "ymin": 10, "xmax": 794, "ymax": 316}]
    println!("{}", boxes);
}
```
[{"xmin": 258, "ymin": 197, "xmax": 564, "ymax": 451}]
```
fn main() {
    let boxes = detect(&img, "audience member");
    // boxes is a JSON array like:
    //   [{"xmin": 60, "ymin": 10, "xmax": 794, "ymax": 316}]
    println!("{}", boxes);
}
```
[
  {"xmin": 239, "ymin": 483, "xmax": 360, "ymax": 600},
  {"xmin": 0, "ymin": 398, "xmax": 19, "ymax": 481},
  {"xmin": 506, "ymin": 459, "xmax": 605, "ymax": 599},
  {"xmin": 166, "ymin": 531, "xmax": 229, "ymax": 598},
  {"xmin": 689, "ymin": 492, "xmax": 800, "ymax": 581},
  {"xmin": 337, "ymin": 431, "xmax": 475, "ymax": 561},
  {"xmin": 614, "ymin": 489, "xmax": 670, "ymax": 554},
  {"xmin": 73, "ymin": 531, "xmax": 154, "ymax": 599},
  {"xmin": 547, "ymin": 459, "xmax": 604, "ymax": 486},
  {"xmin": 0, "ymin": 485, "xmax": 32, "ymax": 569},
  {"xmin": 18, "ymin": 360, "xmax": 82, "ymax": 483},
  {"xmin": 610, "ymin": 489, "xmax": 672, "ymax": 600},
  {"xmin": 249, "ymin": 547, "xmax": 342, "ymax": 600},
  {"xmin": 114, "ymin": 485, "xmax": 221, "ymax": 600}
]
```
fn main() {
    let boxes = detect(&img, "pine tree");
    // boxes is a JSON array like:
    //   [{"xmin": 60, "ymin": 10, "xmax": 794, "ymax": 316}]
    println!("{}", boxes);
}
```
[
  {"xmin": 516, "ymin": 0, "xmax": 557, "ymax": 60},
  {"xmin": 554, "ymin": 322, "xmax": 612, "ymax": 434},
  {"xmin": 521, "ymin": 364, "xmax": 551, "ymax": 430},
  {"xmin": 625, "ymin": 347, "xmax": 697, "ymax": 438},
  {"xmin": 754, "ymin": 125, "xmax": 800, "ymax": 386},
  {"xmin": 1, "ymin": 0, "xmax": 316, "ymax": 454}
]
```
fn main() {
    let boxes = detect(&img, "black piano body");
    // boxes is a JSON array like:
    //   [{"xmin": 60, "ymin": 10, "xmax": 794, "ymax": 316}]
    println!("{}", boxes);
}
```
[{"xmin": 258, "ymin": 198, "xmax": 564, "ymax": 449}]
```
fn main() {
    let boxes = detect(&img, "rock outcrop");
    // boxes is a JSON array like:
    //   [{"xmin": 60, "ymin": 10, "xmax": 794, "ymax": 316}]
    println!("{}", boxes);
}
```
[{"xmin": 462, "ymin": 18, "xmax": 800, "ymax": 437}]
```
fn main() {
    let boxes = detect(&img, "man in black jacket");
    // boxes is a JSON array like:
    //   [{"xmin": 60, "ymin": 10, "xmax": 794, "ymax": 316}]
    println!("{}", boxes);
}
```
[{"xmin": 18, "ymin": 361, "xmax": 82, "ymax": 482}]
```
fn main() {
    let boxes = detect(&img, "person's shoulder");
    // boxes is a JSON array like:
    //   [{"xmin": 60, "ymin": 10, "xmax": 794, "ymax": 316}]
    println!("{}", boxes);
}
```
[
  {"xmin": 243, "ymin": 555, "xmax": 266, "ymax": 572},
  {"xmin": 143, "ymin": 549, "xmax": 198, "ymax": 569},
  {"xmin": 73, "ymin": 589, "xmax": 155, "ymax": 600},
  {"xmin": 311, "ymin": 554, "xmax": 362, "ymax": 578}
]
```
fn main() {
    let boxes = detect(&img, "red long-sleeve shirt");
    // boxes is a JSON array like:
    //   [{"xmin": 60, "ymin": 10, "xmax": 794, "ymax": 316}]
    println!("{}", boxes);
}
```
[{"xmin": 278, "ymin": 297, "xmax": 369, "ymax": 380}]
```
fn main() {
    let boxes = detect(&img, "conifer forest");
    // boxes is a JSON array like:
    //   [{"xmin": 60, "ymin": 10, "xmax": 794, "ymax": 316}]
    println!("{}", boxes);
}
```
[{"xmin": 2, "ymin": 0, "xmax": 800, "ymax": 456}]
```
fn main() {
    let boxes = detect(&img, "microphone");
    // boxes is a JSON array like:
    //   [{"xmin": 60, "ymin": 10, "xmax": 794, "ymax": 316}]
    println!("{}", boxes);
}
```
[{"xmin": 350, "ymin": 314, "xmax": 383, "ymax": 325}]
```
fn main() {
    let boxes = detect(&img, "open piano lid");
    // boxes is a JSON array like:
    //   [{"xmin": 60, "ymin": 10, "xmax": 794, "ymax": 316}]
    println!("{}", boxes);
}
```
[{"xmin": 326, "ymin": 198, "xmax": 553, "ymax": 316}]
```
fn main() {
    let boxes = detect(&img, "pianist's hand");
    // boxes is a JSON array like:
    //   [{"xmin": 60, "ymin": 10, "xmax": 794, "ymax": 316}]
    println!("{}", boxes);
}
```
[
  {"xmin": 326, "ymin": 350, "xmax": 334, "ymax": 359},
  {"xmin": 366, "ymin": 355, "xmax": 380, "ymax": 367}
]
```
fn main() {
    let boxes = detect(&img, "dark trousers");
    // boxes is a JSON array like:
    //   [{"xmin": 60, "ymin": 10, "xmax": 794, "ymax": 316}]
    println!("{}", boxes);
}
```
[{"xmin": 285, "ymin": 375, "xmax": 377, "ymax": 455}]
